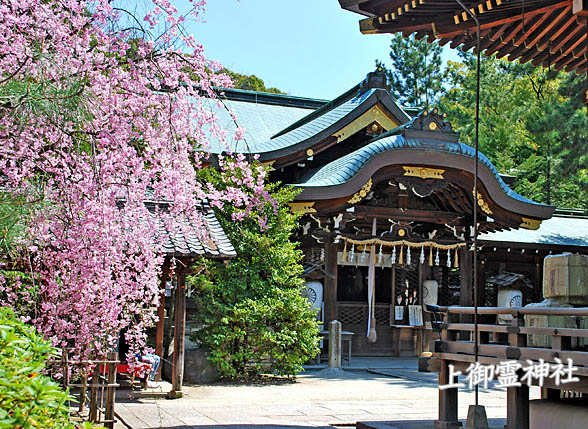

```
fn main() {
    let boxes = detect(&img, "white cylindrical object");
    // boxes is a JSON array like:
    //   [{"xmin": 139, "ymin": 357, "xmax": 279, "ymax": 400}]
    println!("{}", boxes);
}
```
[
  {"xmin": 302, "ymin": 281, "xmax": 323, "ymax": 314},
  {"xmin": 422, "ymin": 280, "xmax": 439, "ymax": 306},
  {"xmin": 497, "ymin": 288, "xmax": 523, "ymax": 325}
]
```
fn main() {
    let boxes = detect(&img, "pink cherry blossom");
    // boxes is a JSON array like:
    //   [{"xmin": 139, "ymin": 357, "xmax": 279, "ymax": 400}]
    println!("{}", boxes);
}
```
[{"xmin": 0, "ymin": 0, "xmax": 271, "ymax": 367}]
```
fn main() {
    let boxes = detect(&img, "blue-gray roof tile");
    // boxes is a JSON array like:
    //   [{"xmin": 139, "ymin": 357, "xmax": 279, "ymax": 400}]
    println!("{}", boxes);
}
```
[{"xmin": 295, "ymin": 134, "xmax": 548, "ymax": 208}]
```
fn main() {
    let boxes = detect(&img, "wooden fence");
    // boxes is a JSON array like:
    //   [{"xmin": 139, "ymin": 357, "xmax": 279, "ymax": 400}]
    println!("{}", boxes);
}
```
[
  {"xmin": 48, "ymin": 351, "xmax": 119, "ymax": 429},
  {"xmin": 423, "ymin": 305, "xmax": 588, "ymax": 429}
]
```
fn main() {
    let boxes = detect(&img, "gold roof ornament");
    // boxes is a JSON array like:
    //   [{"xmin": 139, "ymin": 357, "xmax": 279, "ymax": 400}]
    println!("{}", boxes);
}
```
[
  {"xmin": 473, "ymin": 190, "xmax": 493, "ymax": 215},
  {"xmin": 347, "ymin": 178, "xmax": 373, "ymax": 204},
  {"xmin": 520, "ymin": 217, "xmax": 542, "ymax": 230},
  {"xmin": 289, "ymin": 202, "xmax": 317, "ymax": 215},
  {"xmin": 403, "ymin": 166, "xmax": 445, "ymax": 180}
]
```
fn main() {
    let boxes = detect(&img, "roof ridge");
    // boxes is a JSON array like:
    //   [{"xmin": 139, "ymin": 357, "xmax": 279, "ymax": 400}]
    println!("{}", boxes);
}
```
[
  {"xmin": 215, "ymin": 87, "xmax": 328, "ymax": 109},
  {"xmin": 269, "ymin": 82, "xmax": 363, "ymax": 139}
]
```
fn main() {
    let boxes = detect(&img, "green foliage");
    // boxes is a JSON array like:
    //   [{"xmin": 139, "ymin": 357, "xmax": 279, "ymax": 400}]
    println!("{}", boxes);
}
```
[
  {"xmin": 223, "ymin": 69, "xmax": 284, "ymax": 94},
  {"xmin": 0, "ymin": 269, "xmax": 39, "ymax": 320},
  {"xmin": 0, "ymin": 188, "xmax": 45, "ymax": 258},
  {"xmin": 439, "ymin": 51, "xmax": 587, "ymax": 208},
  {"xmin": 377, "ymin": 34, "xmax": 444, "ymax": 108},
  {"xmin": 0, "ymin": 307, "xmax": 72, "ymax": 428},
  {"xmin": 190, "ymin": 166, "xmax": 319, "ymax": 378}
]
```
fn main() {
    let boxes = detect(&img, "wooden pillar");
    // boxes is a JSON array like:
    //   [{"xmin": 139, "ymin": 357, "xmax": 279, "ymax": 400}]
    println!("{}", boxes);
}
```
[
  {"xmin": 459, "ymin": 246, "xmax": 473, "ymax": 340},
  {"xmin": 155, "ymin": 261, "xmax": 169, "ymax": 381},
  {"xmin": 505, "ymin": 382, "xmax": 529, "ymax": 429},
  {"xmin": 324, "ymin": 239, "xmax": 338, "ymax": 323},
  {"xmin": 169, "ymin": 262, "xmax": 186, "ymax": 398},
  {"xmin": 477, "ymin": 255, "xmax": 486, "ymax": 307},
  {"xmin": 505, "ymin": 311, "xmax": 529, "ymax": 429},
  {"xmin": 459, "ymin": 246, "xmax": 473, "ymax": 307},
  {"xmin": 534, "ymin": 255, "xmax": 542, "ymax": 301},
  {"xmin": 105, "ymin": 352, "xmax": 117, "ymax": 429},
  {"xmin": 435, "ymin": 360, "xmax": 461, "ymax": 429}
]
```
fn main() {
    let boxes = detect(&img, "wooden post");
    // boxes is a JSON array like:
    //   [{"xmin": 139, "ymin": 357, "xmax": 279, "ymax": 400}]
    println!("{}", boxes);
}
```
[
  {"xmin": 63, "ymin": 350, "xmax": 70, "ymax": 388},
  {"xmin": 155, "ymin": 261, "xmax": 169, "ymax": 381},
  {"xmin": 505, "ymin": 312, "xmax": 529, "ymax": 429},
  {"xmin": 324, "ymin": 239, "xmax": 338, "ymax": 323},
  {"xmin": 78, "ymin": 367, "xmax": 88, "ymax": 413},
  {"xmin": 459, "ymin": 246, "xmax": 473, "ymax": 340},
  {"xmin": 89, "ymin": 365, "xmax": 100, "ymax": 423},
  {"xmin": 505, "ymin": 379, "xmax": 529, "ymax": 429},
  {"xmin": 435, "ymin": 360, "xmax": 462, "ymax": 429},
  {"xmin": 459, "ymin": 246, "xmax": 473, "ymax": 307},
  {"xmin": 534, "ymin": 255, "xmax": 542, "ymax": 302},
  {"xmin": 477, "ymin": 256, "xmax": 486, "ymax": 307},
  {"xmin": 105, "ymin": 352, "xmax": 117, "ymax": 429},
  {"xmin": 169, "ymin": 262, "xmax": 186, "ymax": 398}
]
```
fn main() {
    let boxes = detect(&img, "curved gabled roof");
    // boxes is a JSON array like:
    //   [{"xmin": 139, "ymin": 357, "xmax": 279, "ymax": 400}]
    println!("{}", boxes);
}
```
[
  {"xmin": 294, "ymin": 133, "xmax": 554, "ymax": 220},
  {"xmin": 206, "ymin": 73, "xmax": 411, "ymax": 161}
]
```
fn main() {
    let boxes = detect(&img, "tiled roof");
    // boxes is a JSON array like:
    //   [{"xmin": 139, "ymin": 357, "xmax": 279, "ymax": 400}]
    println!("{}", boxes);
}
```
[
  {"xmin": 201, "ymin": 96, "xmax": 319, "ymax": 154},
  {"xmin": 480, "ymin": 216, "xmax": 588, "ymax": 248},
  {"xmin": 204, "ymin": 88, "xmax": 379, "ymax": 155},
  {"xmin": 294, "ymin": 134, "xmax": 548, "ymax": 208},
  {"xmin": 150, "ymin": 201, "xmax": 236, "ymax": 258},
  {"xmin": 252, "ymin": 89, "xmax": 378, "ymax": 155}
]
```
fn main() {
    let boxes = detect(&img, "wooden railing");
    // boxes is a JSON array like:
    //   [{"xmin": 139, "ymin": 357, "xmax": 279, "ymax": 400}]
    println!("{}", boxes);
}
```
[
  {"xmin": 48, "ymin": 351, "xmax": 119, "ymax": 429},
  {"xmin": 424, "ymin": 305, "xmax": 588, "ymax": 429}
]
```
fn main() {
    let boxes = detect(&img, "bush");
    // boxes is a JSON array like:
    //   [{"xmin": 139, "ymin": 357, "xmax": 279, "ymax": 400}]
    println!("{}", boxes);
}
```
[
  {"xmin": 190, "ymin": 163, "xmax": 320, "ymax": 378},
  {"xmin": 0, "ymin": 307, "xmax": 73, "ymax": 428}
]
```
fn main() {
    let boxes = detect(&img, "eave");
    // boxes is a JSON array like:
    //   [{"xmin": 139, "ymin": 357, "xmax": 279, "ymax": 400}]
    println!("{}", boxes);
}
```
[{"xmin": 340, "ymin": 0, "xmax": 588, "ymax": 75}]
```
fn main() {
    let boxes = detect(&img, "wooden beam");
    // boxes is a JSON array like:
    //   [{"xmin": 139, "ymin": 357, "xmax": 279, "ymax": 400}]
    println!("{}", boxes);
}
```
[
  {"xmin": 536, "ymin": 15, "xmax": 579, "ymax": 52},
  {"xmin": 564, "ymin": 54, "xmax": 588, "ymax": 72},
  {"xmin": 462, "ymin": 29, "xmax": 492, "ymax": 51},
  {"xmin": 437, "ymin": 2, "xmax": 570, "ymax": 39},
  {"xmin": 524, "ymin": 6, "xmax": 572, "ymax": 49},
  {"xmin": 512, "ymin": 13, "xmax": 552, "ymax": 46},
  {"xmin": 562, "ymin": 32, "xmax": 587, "ymax": 56},
  {"xmin": 551, "ymin": 20, "xmax": 585, "ymax": 52},
  {"xmin": 354, "ymin": 206, "xmax": 465, "ymax": 224},
  {"xmin": 487, "ymin": 22, "xmax": 511, "ymax": 42}
]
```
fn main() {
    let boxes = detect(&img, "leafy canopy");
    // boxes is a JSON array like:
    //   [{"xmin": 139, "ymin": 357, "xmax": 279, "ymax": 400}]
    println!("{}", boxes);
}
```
[
  {"xmin": 440, "ymin": 51, "xmax": 587, "ymax": 208},
  {"xmin": 223, "ymin": 69, "xmax": 285, "ymax": 94}
]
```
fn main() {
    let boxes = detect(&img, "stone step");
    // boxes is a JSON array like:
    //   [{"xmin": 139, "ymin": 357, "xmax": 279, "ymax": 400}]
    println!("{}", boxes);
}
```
[{"xmin": 357, "ymin": 419, "xmax": 507, "ymax": 429}]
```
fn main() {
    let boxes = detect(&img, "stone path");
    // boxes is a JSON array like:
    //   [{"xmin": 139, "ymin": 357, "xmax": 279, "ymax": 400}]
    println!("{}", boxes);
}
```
[{"xmin": 114, "ymin": 358, "xmax": 540, "ymax": 429}]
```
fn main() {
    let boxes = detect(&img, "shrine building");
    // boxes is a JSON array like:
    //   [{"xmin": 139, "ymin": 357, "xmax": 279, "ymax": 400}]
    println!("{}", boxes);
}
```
[{"xmin": 204, "ymin": 70, "xmax": 588, "ymax": 357}]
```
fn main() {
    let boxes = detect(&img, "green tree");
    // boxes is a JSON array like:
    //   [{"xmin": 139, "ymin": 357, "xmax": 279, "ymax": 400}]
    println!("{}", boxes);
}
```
[
  {"xmin": 189, "ymin": 163, "xmax": 319, "ymax": 378},
  {"xmin": 0, "ymin": 307, "xmax": 73, "ymax": 428},
  {"xmin": 223, "ymin": 69, "xmax": 285, "ymax": 94},
  {"xmin": 525, "ymin": 71, "xmax": 588, "ymax": 206},
  {"xmin": 377, "ymin": 34, "xmax": 444, "ymax": 108},
  {"xmin": 440, "ymin": 51, "xmax": 587, "ymax": 208}
]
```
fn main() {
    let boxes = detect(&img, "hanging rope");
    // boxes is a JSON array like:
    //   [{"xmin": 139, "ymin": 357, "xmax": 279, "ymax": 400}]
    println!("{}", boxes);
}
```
[{"xmin": 340, "ymin": 236, "xmax": 467, "ymax": 250}]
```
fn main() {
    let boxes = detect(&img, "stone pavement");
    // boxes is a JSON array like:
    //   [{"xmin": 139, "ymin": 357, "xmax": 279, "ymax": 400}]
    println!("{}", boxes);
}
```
[{"xmin": 114, "ymin": 357, "xmax": 540, "ymax": 429}]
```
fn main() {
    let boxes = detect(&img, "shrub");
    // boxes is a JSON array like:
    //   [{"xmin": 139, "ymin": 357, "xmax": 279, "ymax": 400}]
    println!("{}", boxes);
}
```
[
  {"xmin": 190, "ymin": 163, "xmax": 319, "ymax": 378},
  {"xmin": 0, "ymin": 307, "xmax": 72, "ymax": 428}
]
